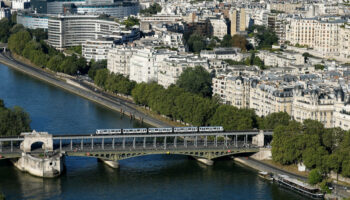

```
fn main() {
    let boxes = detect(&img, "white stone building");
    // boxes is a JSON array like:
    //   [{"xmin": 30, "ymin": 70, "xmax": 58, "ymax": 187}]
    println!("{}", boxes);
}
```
[
  {"xmin": 107, "ymin": 46, "xmax": 136, "ymax": 76},
  {"xmin": 209, "ymin": 16, "xmax": 227, "ymax": 40},
  {"xmin": 82, "ymin": 39, "xmax": 114, "ymax": 62},
  {"xmin": 157, "ymin": 55, "xmax": 209, "ymax": 88},
  {"xmin": 129, "ymin": 47, "xmax": 177, "ymax": 83}
]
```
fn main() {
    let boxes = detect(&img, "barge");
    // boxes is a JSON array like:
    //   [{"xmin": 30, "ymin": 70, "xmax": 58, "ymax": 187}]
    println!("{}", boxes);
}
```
[{"xmin": 274, "ymin": 174, "xmax": 324, "ymax": 199}]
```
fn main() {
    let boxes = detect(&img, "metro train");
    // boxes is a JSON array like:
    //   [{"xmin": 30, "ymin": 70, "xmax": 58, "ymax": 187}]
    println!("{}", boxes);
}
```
[{"xmin": 95, "ymin": 126, "xmax": 224, "ymax": 135}]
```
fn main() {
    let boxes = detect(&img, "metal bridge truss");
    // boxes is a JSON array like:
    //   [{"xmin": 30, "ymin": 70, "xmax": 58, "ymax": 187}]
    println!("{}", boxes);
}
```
[{"xmin": 0, "ymin": 131, "xmax": 271, "ymax": 161}]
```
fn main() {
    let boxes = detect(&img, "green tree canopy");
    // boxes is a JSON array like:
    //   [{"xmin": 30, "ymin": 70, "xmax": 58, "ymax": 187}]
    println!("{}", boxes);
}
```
[
  {"xmin": 187, "ymin": 34, "xmax": 205, "ymax": 53},
  {"xmin": 308, "ymin": 169, "xmax": 323, "ymax": 185},
  {"xmin": 259, "ymin": 112, "xmax": 291, "ymax": 130},
  {"xmin": 8, "ymin": 30, "xmax": 32, "ymax": 55},
  {"xmin": 210, "ymin": 105, "xmax": 257, "ymax": 130},
  {"xmin": 176, "ymin": 66, "xmax": 212, "ymax": 97},
  {"xmin": 248, "ymin": 25, "xmax": 278, "ymax": 49},
  {"xmin": 122, "ymin": 16, "xmax": 140, "ymax": 28},
  {"xmin": 0, "ymin": 100, "xmax": 31, "ymax": 136}
]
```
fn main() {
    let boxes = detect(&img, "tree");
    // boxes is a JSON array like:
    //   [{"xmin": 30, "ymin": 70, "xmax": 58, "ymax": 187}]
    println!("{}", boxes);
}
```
[
  {"xmin": 259, "ymin": 112, "xmax": 291, "ymax": 130},
  {"xmin": 221, "ymin": 35, "xmax": 232, "ymax": 47},
  {"xmin": 0, "ymin": 18, "xmax": 11, "ymax": 42},
  {"xmin": 10, "ymin": 24, "xmax": 25, "ymax": 34},
  {"xmin": 8, "ymin": 30, "xmax": 32, "ymax": 55},
  {"xmin": 192, "ymin": 41, "xmax": 205, "ymax": 53},
  {"xmin": 59, "ymin": 57, "xmax": 78, "ymax": 75},
  {"xmin": 187, "ymin": 34, "xmax": 205, "ymax": 53},
  {"xmin": 30, "ymin": 28, "xmax": 48, "ymax": 41},
  {"xmin": 308, "ymin": 169, "xmax": 323, "ymax": 185},
  {"xmin": 248, "ymin": 25, "xmax": 278, "ymax": 49},
  {"xmin": 47, "ymin": 54, "xmax": 65, "ymax": 71},
  {"xmin": 122, "ymin": 16, "xmax": 140, "ymax": 28},
  {"xmin": 231, "ymin": 35, "xmax": 248, "ymax": 50},
  {"xmin": 210, "ymin": 105, "xmax": 257, "ymax": 130},
  {"xmin": 94, "ymin": 68, "xmax": 109, "ymax": 87},
  {"xmin": 176, "ymin": 66, "xmax": 212, "ymax": 97},
  {"xmin": 271, "ymin": 121, "xmax": 304, "ymax": 165},
  {"xmin": 319, "ymin": 180, "xmax": 331, "ymax": 194},
  {"xmin": 0, "ymin": 101, "xmax": 31, "ymax": 137},
  {"xmin": 88, "ymin": 60, "xmax": 107, "ymax": 79}
]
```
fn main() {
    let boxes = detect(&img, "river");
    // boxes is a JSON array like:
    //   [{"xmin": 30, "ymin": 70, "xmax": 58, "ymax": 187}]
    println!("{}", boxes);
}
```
[{"xmin": 0, "ymin": 63, "xmax": 309, "ymax": 200}]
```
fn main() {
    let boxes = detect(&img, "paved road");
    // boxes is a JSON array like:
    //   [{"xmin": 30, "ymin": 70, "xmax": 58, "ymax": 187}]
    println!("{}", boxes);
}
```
[{"xmin": 0, "ymin": 52, "xmax": 171, "ymax": 128}]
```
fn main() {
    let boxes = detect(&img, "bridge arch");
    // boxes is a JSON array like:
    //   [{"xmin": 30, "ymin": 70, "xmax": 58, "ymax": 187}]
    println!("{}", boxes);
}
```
[
  {"xmin": 20, "ymin": 130, "xmax": 53, "ymax": 152},
  {"xmin": 69, "ymin": 148, "xmax": 259, "ymax": 163}
]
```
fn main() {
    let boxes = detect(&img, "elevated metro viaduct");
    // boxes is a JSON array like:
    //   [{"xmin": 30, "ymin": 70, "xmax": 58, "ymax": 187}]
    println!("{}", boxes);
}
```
[{"xmin": 0, "ymin": 130, "xmax": 272, "ymax": 169}]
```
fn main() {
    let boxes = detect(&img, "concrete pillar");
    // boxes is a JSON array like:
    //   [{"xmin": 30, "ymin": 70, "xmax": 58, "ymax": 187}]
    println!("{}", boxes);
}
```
[
  {"xmin": 101, "ymin": 159, "xmax": 119, "ymax": 169},
  {"xmin": 195, "ymin": 157, "xmax": 214, "ymax": 166}
]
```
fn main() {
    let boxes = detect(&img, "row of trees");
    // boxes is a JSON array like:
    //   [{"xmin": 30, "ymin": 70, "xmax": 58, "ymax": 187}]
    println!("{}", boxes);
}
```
[
  {"xmin": 272, "ymin": 119, "xmax": 350, "ymax": 181},
  {"xmin": 0, "ymin": 99, "xmax": 31, "ymax": 136},
  {"xmin": 88, "ymin": 64, "xmax": 264, "ymax": 129},
  {"xmin": 93, "ymin": 68, "xmax": 136, "ymax": 95},
  {"xmin": 8, "ymin": 29, "xmax": 89, "ymax": 75}
]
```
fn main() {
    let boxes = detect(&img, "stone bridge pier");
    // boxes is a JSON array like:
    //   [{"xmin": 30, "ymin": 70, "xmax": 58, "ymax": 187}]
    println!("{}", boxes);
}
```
[{"xmin": 14, "ymin": 131, "xmax": 64, "ymax": 178}]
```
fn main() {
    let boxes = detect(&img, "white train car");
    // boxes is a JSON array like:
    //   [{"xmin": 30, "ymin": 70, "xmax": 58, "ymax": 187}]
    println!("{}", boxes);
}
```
[
  {"xmin": 148, "ymin": 128, "xmax": 173, "ymax": 133},
  {"xmin": 96, "ymin": 129, "xmax": 122, "ymax": 135},
  {"xmin": 199, "ymin": 126, "xmax": 224, "ymax": 132},
  {"xmin": 123, "ymin": 128, "xmax": 148, "ymax": 134},
  {"xmin": 174, "ymin": 127, "xmax": 198, "ymax": 133}
]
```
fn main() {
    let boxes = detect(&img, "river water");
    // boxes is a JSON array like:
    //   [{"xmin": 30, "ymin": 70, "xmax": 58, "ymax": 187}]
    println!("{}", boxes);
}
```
[{"xmin": 0, "ymin": 64, "xmax": 308, "ymax": 200}]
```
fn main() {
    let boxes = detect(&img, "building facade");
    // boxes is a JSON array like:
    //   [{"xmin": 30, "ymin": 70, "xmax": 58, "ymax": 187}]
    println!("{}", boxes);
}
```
[
  {"xmin": 17, "ymin": 12, "xmax": 49, "ymax": 30},
  {"xmin": 48, "ymin": 15, "xmax": 120, "ymax": 49}
]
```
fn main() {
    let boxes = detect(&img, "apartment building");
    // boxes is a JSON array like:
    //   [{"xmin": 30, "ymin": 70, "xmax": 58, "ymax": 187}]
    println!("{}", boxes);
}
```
[
  {"xmin": 157, "ymin": 55, "xmax": 208, "ymax": 88},
  {"xmin": 267, "ymin": 13, "xmax": 286, "ymax": 44},
  {"xmin": 209, "ymin": 16, "xmax": 227, "ymax": 40},
  {"xmin": 338, "ymin": 24, "xmax": 350, "ymax": 60},
  {"xmin": 250, "ymin": 82, "xmax": 293, "ymax": 117},
  {"xmin": 129, "ymin": 47, "xmax": 177, "ymax": 83},
  {"xmin": 82, "ymin": 39, "xmax": 114, "ymax": 62},
  {"xmin": 107, "ymin": 46, "xmax": 136, "ymax": 76},
  {"xmin": 257, "ymin": 50, "xmax": 304, "ymax": 67},
  {"xmin": 285, "ymin": 17, "xmax": 346, "ymax": 58},
  {"xmin": 229, "ymin": 8, "xmax": 246, "ymax": 35},
  {"xmin": 292, "ymin": 86, "xmax": 334, "ymax": 128}
]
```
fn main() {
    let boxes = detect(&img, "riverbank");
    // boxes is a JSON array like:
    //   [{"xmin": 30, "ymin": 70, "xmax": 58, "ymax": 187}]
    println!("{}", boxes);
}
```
[
  {"xmin": 234, "ymin": 157, "xmax": 350, "ymax": 199},
  {"xmin": 0, "ymin": 52, "xmax": 172, "ymax": 128}
]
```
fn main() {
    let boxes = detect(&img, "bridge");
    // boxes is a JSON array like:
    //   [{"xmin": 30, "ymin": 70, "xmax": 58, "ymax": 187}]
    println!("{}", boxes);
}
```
[{"xmin": 0, "ymin": 130, "xmax": 272, "ymax": 176}]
